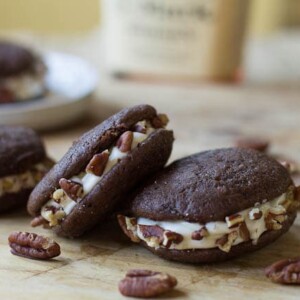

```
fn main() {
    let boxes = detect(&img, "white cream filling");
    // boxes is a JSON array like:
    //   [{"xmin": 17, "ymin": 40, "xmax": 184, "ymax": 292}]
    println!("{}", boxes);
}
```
[
  {"xmin": 129, "ymin": 192, "xmax": 289, "ymax": 251},
  {"xmin": 41, "ymin": 122, "xmax": 156, "ymax": 226},
  {"xmin": 0, "ymin": 162, "xmax": 50, "ymax": 197},
  {"xmin": 1, "ymin": 73, "xmax": 45, "ymax": 101}
]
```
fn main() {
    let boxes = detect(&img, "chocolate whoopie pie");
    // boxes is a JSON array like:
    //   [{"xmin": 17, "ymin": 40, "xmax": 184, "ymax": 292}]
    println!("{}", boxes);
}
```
[
  {"xmin": 28, "ymin": 105, "xmax": 174, "ymax": 238},
  {"xmin": 0, "ymin": 126, "xmax": 53, "ymax": 213},
  {"xmin": 0, "ymin": 41, "xmax": 46, "ymax": 104},
  {"xmin": 118, "ymin": 148, "xmax": 300, "ymax": 263}
]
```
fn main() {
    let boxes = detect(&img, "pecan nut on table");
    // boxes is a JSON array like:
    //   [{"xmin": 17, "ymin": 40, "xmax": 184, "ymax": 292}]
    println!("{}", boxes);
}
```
[
  {"xmin": 8, "ymin": 231, "xmax": 61, "ymax": 260},
  {"xmin": 119, "ymin": 269, "xmax": 177, "ymax": 298},
  {"xmin": 265, "ymin": 258, "xmax": 300, "ymax": 284}
]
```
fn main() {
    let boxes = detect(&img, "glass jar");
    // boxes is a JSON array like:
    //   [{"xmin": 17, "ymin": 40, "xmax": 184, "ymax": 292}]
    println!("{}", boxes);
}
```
[{"xmin": 103, "ymin": 0, "xmax": 249, "ymax": 81}]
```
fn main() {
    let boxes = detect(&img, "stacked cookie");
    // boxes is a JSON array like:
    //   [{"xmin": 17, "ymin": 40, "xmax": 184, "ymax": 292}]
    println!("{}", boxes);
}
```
[
  {"xmin": 118, "ymin": 148, "xmax": 298, "ymax": 263},
  {"xmin": 25, "ymin": 104, "xmax": 299, "ymax": 264},
  {"xmin": 28, "ymin": 105, "xmax": 174, "ymax": 237},
  {"xmin": 0, "ymin": 41, "xmax": 47, "ymax": 104},
  {"xmin": 0, "ymin": 125, "xmax": 52, "ymax": 212}
]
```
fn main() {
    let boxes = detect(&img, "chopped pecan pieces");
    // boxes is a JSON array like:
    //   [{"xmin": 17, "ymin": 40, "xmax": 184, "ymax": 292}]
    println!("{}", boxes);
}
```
[
  {"xmin": 52, "ymin": 188, "xmax": 64, "ymax": 202},
  {"xmin": 151, "ymin": 114, "xmax": 169, "ymax": 129},
  {"xmin": 8, "ymin": 232, "xmax": 60, "ymax": 260},
  {"xmin": 265, "ymin": 258, "xmax": 300, "ymax": 284},
  {"xmin": 216, "ymin": 235, "xmax": 228, "ymax": 247},
  {"xmin": 163, "ymin": 231, "xmax": 184, "ymax": 248},
  {"xmin": 269, "ymin": 206, "xmax": 286, "ymax": 215},
  {"xmin": 225, "ymin": 214, "xmax": 244, "ymax": 228},
  {"xmin": 133, "ymin": 121, "xmax": 147, "ymax": 134},
  {"xmin": 116, "ymin": 131, "xmax": 134, "ymax": 153},
  {"xmin": 117, "ymin": 215, "xmax": 140, "ymax": 243},
  {"xmin": 282, "ymin": 186, "xmax": 299, "ymax": 211},
  {"xmin": 59, "ymin": 178, "xmax": 83, "ymax": 201},
  {"xmin": 239, "ymin": 222, "xmax": 250, "ymax": 241},
  {"xmin": 86, "ymin": 150, "xmax": 109, "ymax": 176},
  {"xmin": 295, "ymin": 186, "xmax": 300, "ymax": 202},
  {"xmin": 191, "ymin": 227, "xmax": 209, "ymax": 240},
  {"xmin": 119, "ymin": 269, "xmax": 177, "ymax": 298},
  {"xmin": 249, "ymin": 208, "xmax": 263, "ymax": 220},
  {"xmin": 265, "ymin": 212, "xmax": 287, "ymax": 231},
  {"xmin": 216, "ymin": 231, "xmax": 238, "ymax": 252},
  {"xmin": 126, "ymin": 217, "xmax": 137, "ymax": 227},
  {"xmin": 139, "ymin": 225, "xmax": 165, "ymax": 245},
  {"xmin": 44, "ymin": 205, "xmax": 60, "ymax": 214}
]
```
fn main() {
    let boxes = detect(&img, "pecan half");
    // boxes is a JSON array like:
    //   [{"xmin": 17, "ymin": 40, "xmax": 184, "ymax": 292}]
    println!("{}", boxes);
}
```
[
  {"xmin": 119, "ymin": 269, "xmax": 177, "ymax": 298},
  {"xmin": 265, "ymin": 258, "xmax": 300, "ymax": 284},
  {"xmin": 59, "ymin": 178, "xmax": 83, "ymax": 201},
  {"xmin": 151, "ymin": 114, "xmax": 169, "ymax": 129},
  {"xmin": 116, "ymin": 131, "xmax": 134, "ymax": 153},
  {"xmin": 139, "ymin": 225, "xmax": 165, "ymax": 245},
  {"xmin": 86, "ymin": 150, "xmax": 109, "ymax": 176},
  {"xmin": 117, "ymin": 215, "xmax": 140, "ymax": 243},
  {"xmin": 235, "ymin": 137, "xmax": 269, "ymax": 152},
  {"xmin": 8, "ymin": 232, "xmax": 60, "ymax": 260},
  {"xmin": 163, "ymin": 231, "xmax": 184, "ymax": 248},
  {"xmin": 191, "ymin": 227, "xmax": 209, "ymax": 240}
]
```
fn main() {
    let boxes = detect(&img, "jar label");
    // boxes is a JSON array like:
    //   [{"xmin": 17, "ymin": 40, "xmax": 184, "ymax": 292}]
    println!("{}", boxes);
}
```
[{"xmin": 103, "ymin": 0, "xmax": 248, "ymax": 78}]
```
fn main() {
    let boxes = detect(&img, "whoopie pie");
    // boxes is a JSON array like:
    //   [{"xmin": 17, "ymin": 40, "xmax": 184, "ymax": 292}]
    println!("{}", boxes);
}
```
[
  {"xmin": 0, "ymin": 41, "xmax": 46, "ymax": 104},
  {"xmin": 28, "ymin": 105, "xmax": 174, "ymax": 238},
  {"xmin": 0, "ymin": 125, "xmax": 52, "ymax": 213},
  {"xmin": 118, "ymin": 148, "xmax": 300, "ymax": 263}
]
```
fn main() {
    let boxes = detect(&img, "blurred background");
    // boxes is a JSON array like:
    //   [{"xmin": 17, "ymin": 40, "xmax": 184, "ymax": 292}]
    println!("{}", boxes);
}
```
[{"xmin": 0, "ymin": 0, "xmax": 300, "ymax": 84}]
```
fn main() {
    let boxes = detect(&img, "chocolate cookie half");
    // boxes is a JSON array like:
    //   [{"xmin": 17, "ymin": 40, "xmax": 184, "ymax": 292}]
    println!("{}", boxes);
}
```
[
  {"xmin": 28, "ymin": 105, "xmax": 174, "ymax": 238},
  {"xmin": 0, "ymin": 41, "xmax": 46, "ymax": 104},
  {"xmin": 118, "ymin": 148, "xmax": 300, "ymax": 263},
  {"xmin": 0, "ymin": 125, "xmax": 53, "ymax": 213}
]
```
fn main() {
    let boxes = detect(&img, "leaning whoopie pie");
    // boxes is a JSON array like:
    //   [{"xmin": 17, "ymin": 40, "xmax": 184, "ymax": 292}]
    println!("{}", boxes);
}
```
[
  {"xmin": 28, "ymin": 105, "xmax": 174, "ymax": 238},
  {"xmin": 0, "ymin": 125, "xmax": 53, "ymax": 213},
  {"xmin": 118, "ymin": 148, "xmax": 300, "ymax": 263},
  {"xmin": 0, "ymin": 41, "xmax": 46, "ymax": 104}
]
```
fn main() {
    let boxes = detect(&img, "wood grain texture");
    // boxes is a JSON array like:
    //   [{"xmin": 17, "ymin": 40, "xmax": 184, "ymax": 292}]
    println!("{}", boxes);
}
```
[{"xmin": 1, "ymin": 82, "xmax": 300, "ymax": 299}]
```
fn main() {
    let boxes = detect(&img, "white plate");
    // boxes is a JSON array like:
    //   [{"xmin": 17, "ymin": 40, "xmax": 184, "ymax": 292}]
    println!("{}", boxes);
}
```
[{"xmin": 0, "ymin": 52, "xmax": 98, "ymax": 130}]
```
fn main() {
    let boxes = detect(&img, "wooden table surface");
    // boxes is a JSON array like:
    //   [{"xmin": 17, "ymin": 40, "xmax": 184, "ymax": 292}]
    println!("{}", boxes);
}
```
[{"xmin": 1, "ymin": 81, "xmax": 300, "ymax": 299}]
